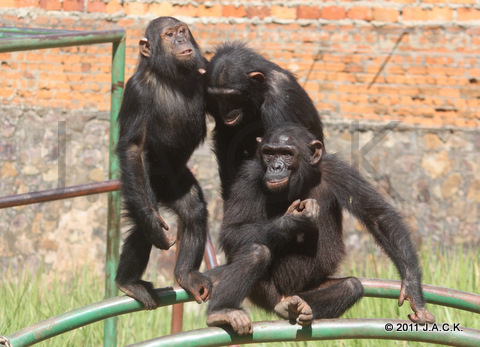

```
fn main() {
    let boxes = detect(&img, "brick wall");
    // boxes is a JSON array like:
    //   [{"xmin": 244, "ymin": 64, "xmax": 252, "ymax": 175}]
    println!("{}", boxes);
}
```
[{"xmin": 0, "ymin": 1, "xmax": 479, "ymax": 127}]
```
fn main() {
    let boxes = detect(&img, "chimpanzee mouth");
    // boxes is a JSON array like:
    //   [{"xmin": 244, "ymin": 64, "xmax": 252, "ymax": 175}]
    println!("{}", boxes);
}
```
[
  {"xmin": 223, "ymin": 109, "xmax": 242, "ymax": 126},
  {"xmin": 179, "ymin": 49, "xmax": 193, "ymax": 56},
  {"xmin": 266, "ymin": 177, "xmax": 289, "ymax": 190}
]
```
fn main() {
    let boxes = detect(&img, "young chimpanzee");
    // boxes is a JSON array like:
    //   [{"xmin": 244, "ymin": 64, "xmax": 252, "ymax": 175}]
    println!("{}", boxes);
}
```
[
  {"xmin": 115, "ymin": 17, "xmax": 211, "ymax": 309},
  {"xmin": 206, "ymin": 42, "xmax": 324, "ymax": 199},
  {"xmin": 206, "ymin": 124, "xmax": 435, "ymax": 335}
]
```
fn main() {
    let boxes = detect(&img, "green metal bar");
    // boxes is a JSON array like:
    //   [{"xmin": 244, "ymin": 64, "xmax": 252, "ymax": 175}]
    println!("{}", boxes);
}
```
[
  {"xmin": 104, "ymin": 35, "xmax": 126, "ymax": 347},
  {"xmin": 5, "ymin": 287, "xmax": 191, "ymax": 347},
  {"xmin": 3, "ymin": 280, "xmax": 479, "ymax": 347},
  {"xmin": 360, "ymin": 278, "xmax": 480, "ymax": 314},
  {"xmin": 128, "ymin": 319, "xmax": 480, "ymax": 347},
  {"xmin": 0, "ymin": 29, "xmax": 125, "ymax": 53}
]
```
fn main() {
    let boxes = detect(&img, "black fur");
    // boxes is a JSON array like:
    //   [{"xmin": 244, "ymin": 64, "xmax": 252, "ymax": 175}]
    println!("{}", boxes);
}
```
[
  {"xmin": 206, "ymin": 42, "xmax": 324, "ymax": 199},
  {"xmin": 207, "ymin": 124, "xmax": 433, "ymax": 331},
  {"xmin": 115, "ymin": 17, "xmax": 211, "ymax": 309}
]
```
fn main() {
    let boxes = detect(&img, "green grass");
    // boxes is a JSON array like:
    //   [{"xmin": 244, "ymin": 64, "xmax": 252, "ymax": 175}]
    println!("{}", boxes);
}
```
[{"xmin": 1, "ymin": 244, "xmax": 478, "ymax": 346}]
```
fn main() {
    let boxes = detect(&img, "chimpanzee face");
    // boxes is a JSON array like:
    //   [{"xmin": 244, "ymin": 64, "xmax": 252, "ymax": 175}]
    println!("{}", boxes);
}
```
[
  {"xmin": 207, "ymin": 55, "xmax": 266, "ymax": 127},
  {"xmin": 140, "ymin": 17, "xmax": 197, "ymax": 65},
  {"xmin": 257, "ymin": 129, "xmax": 323, "ymax": 194},
  {"xmin": 259, "ymin": 134, "xmax": 299, "ymax": 193}
]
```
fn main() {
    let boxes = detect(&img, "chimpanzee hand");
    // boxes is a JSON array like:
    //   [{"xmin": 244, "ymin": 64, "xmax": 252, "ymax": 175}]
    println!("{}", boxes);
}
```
[
  {"xmin": 286, "ymin": 199, "xmax": 320, "ymax": 224},
  {"xmin": 177, "ymin": 271, "xmax": 213, "ymax": 304},
  {"xmin": 398, "ymin": 281, "xmax": 436, "ymax": 325},
  {"xmin": 147, "ymin": 210, "xmax": 176, "ymax": 250}
]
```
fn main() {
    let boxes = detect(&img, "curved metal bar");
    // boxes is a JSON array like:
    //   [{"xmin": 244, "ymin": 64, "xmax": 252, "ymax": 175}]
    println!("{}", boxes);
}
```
[
  {"xmin": 127, "ymin": 319, "xmax": 480, "ymax": 347},
  {"xmin": 4, "ymin": 280, "xmax": 479, "ymax": 347},
  {"xmin": 360, "ymin": 278, "xmax": 480, "ymax": 314},
  {"xmin": 5, "ymin": 287, "xmax": 190, "ymax": 347}
]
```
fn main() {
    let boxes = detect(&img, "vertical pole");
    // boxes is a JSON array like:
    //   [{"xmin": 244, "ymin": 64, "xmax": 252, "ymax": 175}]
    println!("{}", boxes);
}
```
[
  {"xmin": 171, "ymin": 239, "xmax": 184, "ymax": 334},
  {"xmin": 104, "ymin": 35, "xmax": 125, "ymax": 347}
]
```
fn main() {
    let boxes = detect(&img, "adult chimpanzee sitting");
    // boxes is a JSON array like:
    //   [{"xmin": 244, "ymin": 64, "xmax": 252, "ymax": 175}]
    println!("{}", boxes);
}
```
[
  {"xmin": 206, "ymin": 124, "xmax": 435, "ymax": 335},
  {"xmin": 115, "ymin": 17, "xmax": 211, "ymax": 309},
  {"xmin": 206, "ymin": 42, "xmax": 325, "ymax": 199}
]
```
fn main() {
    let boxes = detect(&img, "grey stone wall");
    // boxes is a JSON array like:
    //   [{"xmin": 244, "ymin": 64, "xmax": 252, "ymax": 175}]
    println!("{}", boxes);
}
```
[{"xmin": 0, "ymin": 105, "xmax": 478, "ymax": 279}]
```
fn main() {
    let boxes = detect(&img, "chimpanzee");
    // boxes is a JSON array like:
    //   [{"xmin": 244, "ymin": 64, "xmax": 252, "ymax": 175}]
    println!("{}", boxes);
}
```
[
  {"xmin": 115, "ymin": 17, "xmax": 211, "ymax": 309},
  {"xmin": 206, "ymin": 124, "xmax": 435, "ymax": 335},
  {"xmin": 206, "ymin": 42, "xmax": 324, "ymax": 198}
]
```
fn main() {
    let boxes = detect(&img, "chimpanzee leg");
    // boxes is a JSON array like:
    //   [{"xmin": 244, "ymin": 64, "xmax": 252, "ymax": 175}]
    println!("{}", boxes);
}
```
[
  {"xmin": 115, "ymin": 228, "xmax": 158, "ymax": 309},
  {"xmin": 167, "ymin": 168, "xmax": 212, "ymax": 303},
  {"xmin": 275, "ymin": 277, "xmax": 364, "ymax": 325},
  {"xmin": 206, "ymin": 244, "xmax": 272, "ymax": 335}
]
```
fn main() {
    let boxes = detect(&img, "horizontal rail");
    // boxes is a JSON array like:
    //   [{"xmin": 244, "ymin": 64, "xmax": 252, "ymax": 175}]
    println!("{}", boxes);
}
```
[
  {"xmin": 359, "ymin": 278, "xmax": 480, "ymax": 314},
  {"xmin": 0, "ymin": 29, "xmax": 125, "ymax": 53},
  {"xmin": 128, "ymin": 319, "xmax": 480, "ymax": 347},
  {"xmin": 3, "ymin": 279, "xmax": 479, "ymax": 347},
  {"xmin": 0, "ymin": 180, "xmax": 121, "ymax": 209}
]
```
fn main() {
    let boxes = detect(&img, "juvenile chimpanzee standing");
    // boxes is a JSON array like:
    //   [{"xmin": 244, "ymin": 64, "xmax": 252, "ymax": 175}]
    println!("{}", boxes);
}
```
[
  {"xmin": 206, "ymin": 42, "xmax": 324, "ymax": 198},
  {"xmin": 206, "ymin": 124, "xmax": 435, "ymax": 335},
  {"xmin": 115, "ymin": 17, "xmax": 211, "ymax": 309}
]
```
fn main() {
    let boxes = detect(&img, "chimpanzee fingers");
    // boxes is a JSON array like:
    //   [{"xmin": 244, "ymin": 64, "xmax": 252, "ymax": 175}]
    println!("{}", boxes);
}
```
[
  {"xmin": 398, "ymin": 282, "xmax": 407, "ymax": 307},
  {"xmin": 199, "ymin": 283, "xmax": 212, "ymax": 302},
  {"xmin": 157, "ymin": 214, "xmax": 170, "ymax": 231},
  {"xmin": 297, "ymin": 311, "xmax": 314, "ymax": 326},
  {"xmin": 233, "ymin": 314, "xmax": 252, "ymax": 335},
  {"xmin": 424, "ymin": 309, "xmax": 436, "ymax": 324},
  {"xmin": 286, "ymin": 199, "xmax": 301, "ymax": 215},
  {"xmin": 409, "ymin": 307, "xmax": 436, "ymax": 325}
]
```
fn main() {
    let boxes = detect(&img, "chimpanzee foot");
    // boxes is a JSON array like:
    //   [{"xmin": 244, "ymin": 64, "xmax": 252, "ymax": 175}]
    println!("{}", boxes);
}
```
[
  {"xmin": 206, "ymin": 308, "xmax": 253, "ymax": 335},
  {"xmin": 117, "ymin": 280, "xmax": 159, "ymax": 310},
  {"xmin": 274, "ymin": 295, "xmax": 313, "ymax": 326}
]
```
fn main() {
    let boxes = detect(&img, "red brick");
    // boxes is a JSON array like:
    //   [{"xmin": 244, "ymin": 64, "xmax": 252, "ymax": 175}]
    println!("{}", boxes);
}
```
[
  {"xmin": 0, "ymin": 0, "xmax": 15, "ymax": 7},
  {"xmin": 321, "ymin": 6, "xmax": 346, "ymax": 20},
  {"xmin": 124, "ymin": 2, "xmax": 148, "ymax": 16},
  {"xmin": 347, "ymin": 7, "xmax": 372, "ymax": 21},
  {"xmin": 402, "ymin": 7, "xmax": 427, "ymax": 21},
  {"xmin": 457, "ymin": 7, "xmax": 480, "ymax": 21},
  {"xmin": 272, "ymin": 5, "xmax": 296, "ymax": 19},
  {"xmin": 297, "ymin": 6, "xmax": 322, "ymax": 20},
  {"xmin": 198, "ymin": 4, "xmax": 222, "ymax": 17},
  {"xmin": 173, "ymin": 4, "xmax": 198, "ymax": 17},
  {"xmin": 246, "ymin": 6, "xmax": 270, "ymax": 19},
  {"xmin": 372, "ymin": 7, "xmax": 399, "ymax": 22},
  {"xmin": 106, "ymin": 0, "xmax": 122, "ymax": 14},
  {"xmin": 39, "ymin": 0, "xmax": 60, "ymax": 10},
  {"xmin": 87, "ymin": 0, "xmax": 106, "ymax": 13},
  {"xmin": 429, "ymin": 7, "xmax": 453, "ymax": 20},
  {"xmin": 222, "ymin": 4, "xmax": 247, "ymax": 18},
  {"xmin": 15, "ymin": 0, "xmax": 38, "ymax": 7}
]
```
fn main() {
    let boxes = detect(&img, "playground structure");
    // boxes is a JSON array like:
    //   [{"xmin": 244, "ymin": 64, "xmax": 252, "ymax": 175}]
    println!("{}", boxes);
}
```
[{"xmin": 0, "ymin": 27, "xmax": 479, "ymax": 347}]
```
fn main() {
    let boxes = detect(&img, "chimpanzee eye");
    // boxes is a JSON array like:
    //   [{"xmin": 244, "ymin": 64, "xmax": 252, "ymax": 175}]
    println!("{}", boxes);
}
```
[{"xmin": 165, "ymin": 32, "xmax": 174, "ymax": 38}]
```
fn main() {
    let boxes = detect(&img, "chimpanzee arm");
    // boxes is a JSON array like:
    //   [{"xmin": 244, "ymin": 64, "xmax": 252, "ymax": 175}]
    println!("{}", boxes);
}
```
[
  {"xmin": 116, "ymin": 80, "xmax": 174, "ymax": 250},
  {"xmin": 220, "ymin": 161, "xmax": 318, "ymax": 255},
  {"xmin": 321, "ymin": 154, "xmax": 435, "ymax": 324}
]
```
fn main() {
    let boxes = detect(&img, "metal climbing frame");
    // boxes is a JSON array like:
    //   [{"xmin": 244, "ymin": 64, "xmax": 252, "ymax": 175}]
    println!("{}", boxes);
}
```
[
  {"xmin": 0, "ymin": 26, "xmax": 219, "ymax": 346},
  {"xmin": 0, "ymin": 26, "xmax": 126, "ymax": 347},
  {"xmin": 2, "ymin": 278, "xmax": 480, "ymax": 346}
]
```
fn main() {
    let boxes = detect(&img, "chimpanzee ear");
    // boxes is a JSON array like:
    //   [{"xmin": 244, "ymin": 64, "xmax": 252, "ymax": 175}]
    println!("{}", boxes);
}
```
[
  {"xmin": 139, "ymin": 38, "xmax": 151, "ymax": 58},
  {"xmin": 256, "ymin": 137, "xmax": 263, "ymax": 144},
  {"xmin": 309, "ymin": 140, "xmax": 323, "ymax": 165},
  {"xmin": 248, "ymin": 71, "xmax": 266, "ymax": 83}
]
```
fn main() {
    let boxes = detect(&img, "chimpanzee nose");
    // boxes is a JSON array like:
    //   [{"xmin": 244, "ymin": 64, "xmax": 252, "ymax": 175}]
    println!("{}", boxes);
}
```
[{"xmin": 269, "ymin": 161, "xmax": 285, "ymax": 172}]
